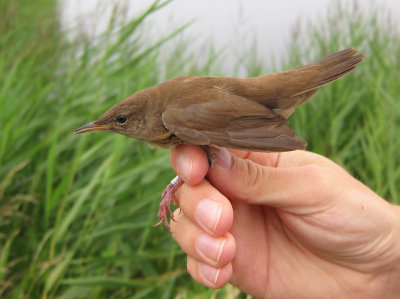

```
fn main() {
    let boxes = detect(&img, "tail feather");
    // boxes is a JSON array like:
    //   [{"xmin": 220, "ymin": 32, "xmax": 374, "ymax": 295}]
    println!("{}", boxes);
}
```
[
  {"xmin": 292, "ymin": 49, "xmax": 365, "ymax": 97},
  {"xmin": 314, "ymin": 48, "xmax": 357, "ymax": 66},
  {"xmin": 233, "ymin": 48, "xmax": 365, "ymax": 117}
]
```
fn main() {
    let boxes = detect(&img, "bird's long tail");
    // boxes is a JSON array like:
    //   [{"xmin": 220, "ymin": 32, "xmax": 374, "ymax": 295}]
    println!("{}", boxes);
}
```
[{"xmin": 291, "ymin": 48, "xmax": 366, "ymax": 97}]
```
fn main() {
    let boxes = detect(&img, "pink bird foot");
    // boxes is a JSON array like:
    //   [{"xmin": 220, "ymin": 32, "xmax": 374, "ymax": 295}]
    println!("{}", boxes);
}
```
[{"xmin": 156, "ymin": 176, "xmax": 183, "ymax": 230}]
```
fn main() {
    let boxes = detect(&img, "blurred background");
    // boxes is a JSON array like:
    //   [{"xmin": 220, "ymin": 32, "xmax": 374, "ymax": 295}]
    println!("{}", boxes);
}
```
[
  {"xmin": 61, "ymin": 0, "xmax": 400, "ymax": 75},
  {"xmin": 1, "ymin": 0, "xmax": 399, "ymax": 298}
]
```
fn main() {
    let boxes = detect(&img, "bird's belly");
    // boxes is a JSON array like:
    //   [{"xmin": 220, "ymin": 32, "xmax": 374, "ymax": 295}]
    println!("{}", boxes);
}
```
[{"xmin": 147, "ymin": 141, "xmax": 177, "ymax": 149}]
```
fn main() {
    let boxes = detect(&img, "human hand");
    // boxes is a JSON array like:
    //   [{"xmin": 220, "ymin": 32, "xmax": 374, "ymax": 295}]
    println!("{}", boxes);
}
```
[{"xmin": 169, "ymin": 145, "xmax": 400, "ymax": 298}]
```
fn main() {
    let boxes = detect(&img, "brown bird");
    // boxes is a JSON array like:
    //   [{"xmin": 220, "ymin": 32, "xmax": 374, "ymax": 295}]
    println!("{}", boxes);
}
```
[{"xmin": 74, "ymin": 48, "xmax": 365, "ymax": 229}]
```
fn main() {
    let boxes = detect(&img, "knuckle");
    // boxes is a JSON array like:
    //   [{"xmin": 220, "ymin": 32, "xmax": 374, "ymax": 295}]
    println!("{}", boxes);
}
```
[
  {"xmin": 169, "ymin": 209, "xmax": 184, "ymax": 237},
  {"xmin": 187, "ymin": 256, "xmax": 202, "ymax": 283},
  {"xmin": 234, "ymin": 157, "xmax": 269, "ymax": 196},
  {"xmin": 186, "ymin": 256, "xmax": 195, "ymax": 276},
  {"xmin": 302, "ymin": 165, "xmax": 334, "ymax": 191}
]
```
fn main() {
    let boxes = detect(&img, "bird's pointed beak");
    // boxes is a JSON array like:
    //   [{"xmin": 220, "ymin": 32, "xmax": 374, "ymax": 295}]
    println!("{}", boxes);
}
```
[{"xmin": 74, "ymin": 122, "xmax": 111, "ymax": 134}]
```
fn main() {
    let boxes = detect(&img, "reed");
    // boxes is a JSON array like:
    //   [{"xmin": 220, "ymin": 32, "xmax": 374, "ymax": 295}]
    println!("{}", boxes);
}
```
[{"xmin": 0, "ymin": 0, "xmax": 398, "ymax": 298}]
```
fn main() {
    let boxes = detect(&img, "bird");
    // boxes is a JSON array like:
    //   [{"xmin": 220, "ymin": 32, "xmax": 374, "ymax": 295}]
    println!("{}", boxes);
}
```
[{"xmin": 74, "ymin": 48, "xmax": 365, "ymax": 230}]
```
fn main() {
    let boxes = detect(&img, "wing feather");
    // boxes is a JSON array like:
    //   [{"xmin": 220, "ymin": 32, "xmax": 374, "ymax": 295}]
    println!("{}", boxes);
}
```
[{"xmin": 162, "ymin": 95, "xmax": 306, "ymax": 152}]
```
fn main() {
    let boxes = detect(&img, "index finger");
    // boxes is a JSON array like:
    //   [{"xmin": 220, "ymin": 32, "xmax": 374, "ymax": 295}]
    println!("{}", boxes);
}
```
[{"xmin": 170, "ymin": 146, "xmax": 281, "ymax": 186}]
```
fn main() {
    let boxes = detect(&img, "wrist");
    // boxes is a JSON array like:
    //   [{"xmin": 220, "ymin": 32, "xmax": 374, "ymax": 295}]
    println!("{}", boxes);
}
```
[{"xmin": 382, "ymin": 204, "xmax": 400, "ymax": 298}]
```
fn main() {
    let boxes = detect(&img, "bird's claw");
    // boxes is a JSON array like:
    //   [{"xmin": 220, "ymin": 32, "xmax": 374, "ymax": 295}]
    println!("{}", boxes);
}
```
[{"xmin": 156, "ymin": 176, "xmax": 183, "ymax": 230}]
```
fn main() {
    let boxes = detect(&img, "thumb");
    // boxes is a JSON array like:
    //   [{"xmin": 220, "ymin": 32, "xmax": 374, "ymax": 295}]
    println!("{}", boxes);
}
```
[{"xmin": 206, "ymin": 147, "xmax": 334, "ymax": 209}]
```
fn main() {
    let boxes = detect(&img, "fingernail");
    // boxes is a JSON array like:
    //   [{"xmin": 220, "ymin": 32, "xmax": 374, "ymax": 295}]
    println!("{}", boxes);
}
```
[
  {"xmin": 176, "ymin": 152, "xmax": 193, "ymax": 181},
  {"xmin": 200, "ymin": 263, "xmax": 221, "ymax": 285},
  {"xmin": 197, "ymin": 234, "xmax": 226, "ymax": 264},
  {"xmin": 196, "ymin": 199, "xmax": 222, "ymax": 233},
  {"xmin": 206, "ymin": 147, "xmax": 232, "ymax": 169}
]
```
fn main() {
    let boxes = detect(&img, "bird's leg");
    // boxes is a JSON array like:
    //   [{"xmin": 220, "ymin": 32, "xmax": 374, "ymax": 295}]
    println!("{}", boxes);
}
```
[
  {"xmin": 203, "ymin": 145, "xmax": 228, "ymax": 166},
  {"xmin": 156, "ymin": 176, "xmax": 183, "ymax": 230}
]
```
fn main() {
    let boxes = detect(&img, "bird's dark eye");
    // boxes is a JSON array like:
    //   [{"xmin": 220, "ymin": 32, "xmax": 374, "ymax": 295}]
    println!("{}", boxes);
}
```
[{"xmin": 116, "ymin": 114, "xmax": 127, "ymax": 124}]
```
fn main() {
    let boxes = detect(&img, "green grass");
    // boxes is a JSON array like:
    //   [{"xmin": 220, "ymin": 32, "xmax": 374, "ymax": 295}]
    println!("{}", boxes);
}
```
[{"xmin": 0, "ymin": 0, "xmax": 399, "ymax": 298}]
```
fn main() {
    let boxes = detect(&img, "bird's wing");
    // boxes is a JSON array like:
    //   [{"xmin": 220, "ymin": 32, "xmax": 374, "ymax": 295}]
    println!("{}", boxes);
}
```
[{"xmin": 161, "ymin": 94, "xmax": 306, "ymax": 152}]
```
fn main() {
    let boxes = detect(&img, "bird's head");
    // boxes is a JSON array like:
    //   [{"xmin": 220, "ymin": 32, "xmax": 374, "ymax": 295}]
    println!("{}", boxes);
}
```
[{"xmin": 74, "ymin": 90, "xmax": 151, "ymax": 140}]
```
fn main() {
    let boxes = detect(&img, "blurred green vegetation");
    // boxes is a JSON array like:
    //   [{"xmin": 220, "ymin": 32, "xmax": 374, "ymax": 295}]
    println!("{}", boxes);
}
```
[{"xmin": 0, "ymin": 0, "xmax": 399, "ymax": 298}]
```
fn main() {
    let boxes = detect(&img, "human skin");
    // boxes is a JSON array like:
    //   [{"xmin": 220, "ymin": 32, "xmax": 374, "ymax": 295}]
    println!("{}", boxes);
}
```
[{"xmin": 168, "ymin": 145, "xmax": 400, "ymax": 298}]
